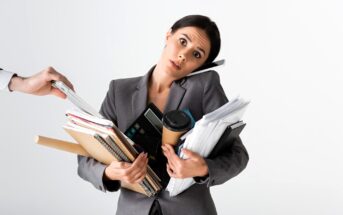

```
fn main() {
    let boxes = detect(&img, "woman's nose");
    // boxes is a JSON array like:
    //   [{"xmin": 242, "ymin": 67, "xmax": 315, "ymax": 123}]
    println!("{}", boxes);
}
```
[{"xmin": 178, "ymin": 54, "xmax": 186, "ymax": 62}]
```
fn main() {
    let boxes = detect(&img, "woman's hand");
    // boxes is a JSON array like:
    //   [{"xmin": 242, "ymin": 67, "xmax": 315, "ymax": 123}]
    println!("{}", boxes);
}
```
[
  {"xmin": 162, "ymin": 144, "xmax": 208, "ymax": 179},
  {"xmin": 104, "ymin": 153, "xmax": 148, "ymax": 184}
]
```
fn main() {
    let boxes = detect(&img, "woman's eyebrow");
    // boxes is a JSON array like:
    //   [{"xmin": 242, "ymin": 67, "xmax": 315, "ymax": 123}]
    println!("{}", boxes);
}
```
[{"xmin": 181, "ymin": 33, "xmax": 206, "ymax": 56}]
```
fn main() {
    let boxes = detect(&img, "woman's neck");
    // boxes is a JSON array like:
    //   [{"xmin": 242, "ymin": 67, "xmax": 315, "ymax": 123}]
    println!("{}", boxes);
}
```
[{"xmin": 149, "ymin": 63, "xmax": 174, "ymax": 93}]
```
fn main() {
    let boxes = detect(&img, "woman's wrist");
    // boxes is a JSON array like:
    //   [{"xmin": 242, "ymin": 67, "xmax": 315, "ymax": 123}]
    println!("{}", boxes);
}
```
[
  {"xmin": 104, "ymin": 166, "xmax": 115, "ymax": 181},
  {"xmin": 197, "ymin": 162, "xmax": 209, "ymax": 177},
  {"xmin": 195, "ymin": 160, "xmax": 208, "ymax": 177}
]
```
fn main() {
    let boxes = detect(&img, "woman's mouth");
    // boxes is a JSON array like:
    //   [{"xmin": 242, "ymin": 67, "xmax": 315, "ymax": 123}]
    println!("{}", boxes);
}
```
[{"xmin": 170, "ymin": 60, "xmax": 181, "ymax": 70}]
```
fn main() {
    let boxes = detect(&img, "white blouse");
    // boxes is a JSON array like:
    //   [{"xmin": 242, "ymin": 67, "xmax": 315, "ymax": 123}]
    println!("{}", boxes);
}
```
[{"xmin": 0, "ymin": 68, "xmax": 15, "ymax": 92}]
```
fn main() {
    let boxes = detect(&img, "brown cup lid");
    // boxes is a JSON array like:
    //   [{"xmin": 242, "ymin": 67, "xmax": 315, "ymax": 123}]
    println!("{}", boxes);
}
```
[{"xmin": 163, "ymin": 110, "xmax": 191, "ymax": 131}]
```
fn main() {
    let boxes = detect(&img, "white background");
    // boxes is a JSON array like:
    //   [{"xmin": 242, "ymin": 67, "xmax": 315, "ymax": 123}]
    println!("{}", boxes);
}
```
[{"xmin": 1, "ymin": 0, "xmax": 342, "ymax": 214}]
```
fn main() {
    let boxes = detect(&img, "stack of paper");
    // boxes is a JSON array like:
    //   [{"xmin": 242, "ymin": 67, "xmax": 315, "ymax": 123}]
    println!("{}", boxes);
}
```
[
  {"xmin": 166, "ymin": 96, "xmax": 249, "ymax": 196},
  {"xmin": 63, "ymin": 109, "xmax": 162, "ymax": 197}
]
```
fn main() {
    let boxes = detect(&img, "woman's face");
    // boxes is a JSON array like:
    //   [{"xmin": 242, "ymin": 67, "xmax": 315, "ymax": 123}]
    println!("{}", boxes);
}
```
[{"xmin": 160, "ymin": 26, "xmax": 211, "ymax": 79}]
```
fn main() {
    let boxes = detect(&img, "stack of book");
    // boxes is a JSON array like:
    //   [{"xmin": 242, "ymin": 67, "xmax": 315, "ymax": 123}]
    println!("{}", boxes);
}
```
[{"xmin": 62, "ymin": 109, "xmax": 162, "ymax": 197}]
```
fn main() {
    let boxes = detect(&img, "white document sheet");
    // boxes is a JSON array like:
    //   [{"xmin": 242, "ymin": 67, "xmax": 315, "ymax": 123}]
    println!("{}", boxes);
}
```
[{"xmin": 166, "ymin": 96, "xmax": 249, "ymax": 196}]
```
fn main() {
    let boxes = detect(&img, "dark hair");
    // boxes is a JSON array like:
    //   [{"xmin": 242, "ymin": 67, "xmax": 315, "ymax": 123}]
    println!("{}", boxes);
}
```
[{"xmin": 170, "ymin": 15, "xmax": 221, "ymax": 64}]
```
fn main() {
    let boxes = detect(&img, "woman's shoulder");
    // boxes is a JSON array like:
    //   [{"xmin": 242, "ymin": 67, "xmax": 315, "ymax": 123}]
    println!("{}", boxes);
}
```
[
  {"xmin": 106, "ymin": 75, "xmax": 145, "ymax": 92},
  {"xmin": 109, "ymin": 75, "xmax": 143, "ymax": 86}
]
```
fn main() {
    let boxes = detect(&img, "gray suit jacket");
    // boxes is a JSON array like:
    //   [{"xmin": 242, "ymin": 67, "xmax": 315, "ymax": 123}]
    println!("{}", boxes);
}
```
[{"xmin": 77, "ymin": 67, "xmax": 249, "ymax": 215}]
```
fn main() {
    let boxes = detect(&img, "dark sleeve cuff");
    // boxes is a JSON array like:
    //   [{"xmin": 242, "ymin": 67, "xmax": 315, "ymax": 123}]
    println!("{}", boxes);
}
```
[
  {"xmin": 193, "ymin": 159, "xmax": 211, "ymax": 184},
  {"xmin": 102, "ymin": 171, "xmax": 121, "ymax": 192},
  {"xmin": 193, "ymin": 174, "xmax": 210, "ymax": 184}
]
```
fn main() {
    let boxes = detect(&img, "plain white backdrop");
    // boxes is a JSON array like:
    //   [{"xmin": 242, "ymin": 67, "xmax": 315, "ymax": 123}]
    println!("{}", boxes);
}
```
[{"xmin": 1, "ymin": 0, "xmax": 342, "ymax": 214}]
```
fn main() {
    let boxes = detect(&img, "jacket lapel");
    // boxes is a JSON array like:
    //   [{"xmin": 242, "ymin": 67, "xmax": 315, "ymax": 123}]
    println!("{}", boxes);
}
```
[
  {"xmin": 163, "ymin": 81, "xmax": 186, "ymax": 114},
  {"xmin": 131, "ymin": 69, "xmax": 151, "ymax": 119},
  {"xmin": 131, "ymin": 66, "xmax": 187, "ymax": 117}
]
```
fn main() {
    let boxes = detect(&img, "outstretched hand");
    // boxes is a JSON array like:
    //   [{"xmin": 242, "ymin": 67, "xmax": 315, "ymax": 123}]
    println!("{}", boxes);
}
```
[{"xmin": 9, "ymin": 66, "xmax": 74, "ymax": 99}]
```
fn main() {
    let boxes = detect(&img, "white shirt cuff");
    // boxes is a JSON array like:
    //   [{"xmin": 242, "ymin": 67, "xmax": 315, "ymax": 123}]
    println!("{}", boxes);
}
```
[{"xmin": 0, "ymin": 69, "xmax": 16, "ymax": 92}]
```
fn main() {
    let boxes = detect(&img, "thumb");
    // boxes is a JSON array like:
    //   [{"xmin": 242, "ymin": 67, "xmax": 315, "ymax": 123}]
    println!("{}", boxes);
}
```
[
  {"xmin": 51, "ymin": 88, "xmax": 67, "ymax": 99},
  {"xmin": 182, "ymin": 149, "xmax": 198, "ymax": 159},
  {"xmin": 113, "ymin": 161, "xmax": 130, "ymax": 169}
]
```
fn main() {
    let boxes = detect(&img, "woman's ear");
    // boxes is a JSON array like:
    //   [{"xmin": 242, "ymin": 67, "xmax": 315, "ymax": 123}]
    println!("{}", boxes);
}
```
[{"xmin": 165, "ymin": 29, "xmax": 172, "ymax": 42}]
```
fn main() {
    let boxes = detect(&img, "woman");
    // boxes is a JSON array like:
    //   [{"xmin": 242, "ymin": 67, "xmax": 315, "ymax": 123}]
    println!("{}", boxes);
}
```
[{"xmin": 77, "ymin": 15, "xmax": 249, "ymax": 215}]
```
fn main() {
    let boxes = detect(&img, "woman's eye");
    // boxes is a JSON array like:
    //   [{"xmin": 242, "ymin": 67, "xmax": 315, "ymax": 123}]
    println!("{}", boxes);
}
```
[
  {"xmin": 193, "ymin": 51, "xmax": 201, "ymax": 59},
  {"xmin": 180, "ymin": 38, "xmax": 187, "ymax": 46}
]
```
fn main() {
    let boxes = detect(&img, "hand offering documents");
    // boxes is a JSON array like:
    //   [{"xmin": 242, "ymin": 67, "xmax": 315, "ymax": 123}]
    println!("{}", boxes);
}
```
[{"xmin": 166, "ymin": 96, "xmax": 249, "ymax": 196}]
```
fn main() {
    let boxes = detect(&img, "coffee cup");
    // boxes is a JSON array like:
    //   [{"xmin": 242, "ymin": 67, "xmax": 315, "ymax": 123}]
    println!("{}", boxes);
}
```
[{"xmin": 162, "ymin": 110, "xmax": 191, "ymax": 146}]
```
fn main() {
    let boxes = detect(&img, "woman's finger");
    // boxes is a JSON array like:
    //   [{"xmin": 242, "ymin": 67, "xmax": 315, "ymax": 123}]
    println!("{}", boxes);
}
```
[
  {"xmin": 132, "ymin": 168, "xmax": 147, "ymax": 183},
  {"xmin": 182, "ymin": 148, "xmax": 199, "ymax": 160},
  {"xmin": 127, "ymin": 154, "xmax": 148, "ymax": 177},
  {"xmin": 112, "ymin": 161, "xmax": 131, "ymax": 169},
  {"xmin": 162, "ymin": 145, "xmax": 180, "ymax": 172},
  {"xmin": 161, "ymin": 144, "xmax": 170, "ymax": 157},
  {"xmin": 130, "ymin": 160, "xmax": 148, "ymax": 182},
  {"xmin": 135, "ymin": 174, "xmax": 147, "ymax": 183},
  {"xmin": 166, "ymin": 163, "xmax": 177, "ymax": 178}
]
